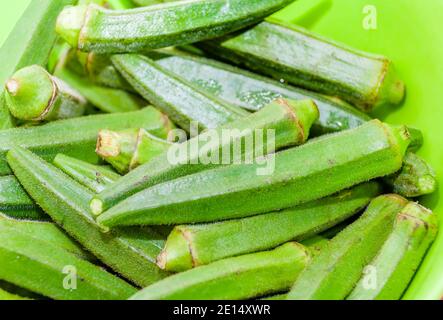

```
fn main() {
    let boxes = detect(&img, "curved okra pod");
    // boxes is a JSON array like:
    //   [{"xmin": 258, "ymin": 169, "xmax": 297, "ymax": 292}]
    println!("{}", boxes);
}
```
[
  {"xmin": 96, "ymin": 128, "xmax": 172, "ymax": 174},
  {"xmin": 287, "ymin": 194, "xmax": 409, "ymax": 300},
  {"xmin": 91, "ymin": 98, "xmax": 319, "ymax": 215},
  {"xmin": 158, "ymin": 182, "xmax": 381, "ymax": 272},
  {"xmin": 56, "ymin": 0, "xmax": 294, "ymax": 53},
  {"xmin": 130, "ymin": 242, "xmax": 310, "ymax": 300},
  {"xmin": 7, "ymin": 147, "xmax": 169, "ymax": 287},
  {"xmin": 97, "ymin": 120, "xmax": 410, "ymax": 226},
  {"xmin": 348, "ymin": 202, "xmax": 438, "ymax": 300}
]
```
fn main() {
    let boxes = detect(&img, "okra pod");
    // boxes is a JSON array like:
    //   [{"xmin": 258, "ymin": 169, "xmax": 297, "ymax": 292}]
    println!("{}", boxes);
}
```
[
  {"xmin": 286, "ymin": 194, "xmax": 408, "ymax": 300},
  {"xmin": 130, "ymin": 242, "xmax": 310, "ymax": 300},
  {"xmin": 96, "ymin": 128, "xmax": 172, "ymax": 174},
  {"xmin": 0, "ymin": 175, "xmax": 38, "ymax": 217},
  {"xmin": 7, "ymin": 147, "xmax": 169, "ymax": 287},
  {"xmin": 199, "ymin": 19, "xmax": 405, "ymax": 112},
  {"xmin": 97, "ymin": 120, "xmax": 410, "ymax": 226},
  {"xmin": 0, "ymin": 288, "xmax": 30, "ymax": 301},
  {"xmin": 53, "ymin": 154, "xmax": 120, "ymax": 193},
  {"xmin": 5, "ymin": 65, "xmax": 87, "ymax": 121},
  {"xmin": 158, "ymin": 182, "xmax": 381, "ymax": 272},
  {"xmin": 348, "ymin": 202, "xmax": 438, "ymax": 300},
  {"xmin": 56, "ymin": 0, "xmax": 294, "ymax": 54},
  {"xmin": 91, "ymin": 98, "xmax": 319, "ymax": 215}
]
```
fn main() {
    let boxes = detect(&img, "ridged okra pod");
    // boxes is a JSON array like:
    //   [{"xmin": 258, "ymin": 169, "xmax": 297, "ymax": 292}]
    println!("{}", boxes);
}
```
[
  {"xmin": 54, "ymin": 154, "xmax": 120, "ymax": 193},
  {"xmin": 96, "ymin": 128, "xmax": 172, "ymax": 174},
  {"xmin": 287, "ymin": 195, "xmax": 409, "ymax": 300},
  {"xmin": 199, "ymin": 19, "xmax": 405, "ymax": 112},
  {"xmin": 56, "ymin": 0, "xmax": 293, "ymax": 53},
  {"xmin": 91, "ymin": 98, "xmax": 319, "ymax": 215},
  {"xmin": 5, "ymin": 65, "xmax": 87, "ymax": 121},
  {"xmin": 97, "ymin": 120, "xmax": 410, "ymax": 227},
  {"xmin": 0, "ymin": 107, "xmax": 173, "ymax": 176},
  {"xmin": 158, "ymin": 182, "xmax": 381, "ymax": 272},
  {"xmin": 130, "ymin": 242, "xmax": 310, "ymax": 300},
  {"xmin": 348, "ymin": 202, "xmax": 438, "ymax": 300},
  {"xmin": 7, "ymin": 147, "xmax": 169, "ymax": 287}
]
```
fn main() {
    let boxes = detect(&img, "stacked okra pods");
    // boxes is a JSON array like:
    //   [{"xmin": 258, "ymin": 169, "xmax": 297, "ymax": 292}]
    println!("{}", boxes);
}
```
[{"xmin": 0, "ymin": 0, "xmax": 438, "ymax": 301}]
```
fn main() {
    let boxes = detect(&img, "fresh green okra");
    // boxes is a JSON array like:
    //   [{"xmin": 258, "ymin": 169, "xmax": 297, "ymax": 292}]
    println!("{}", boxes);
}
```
[
  {"xmin": 287, "ymin": 194, "xmax": 409, "ymax": 300},
  {"xmin": 112, "ymin": 54, "xmax": 248, "ymax": 131},
  {"xmin": 91, "ymin": 98, "xmax": 319, "ymax": 215},
  {"xmin": 198, "ymin": 19, "xmax": 405, "ymax": 112},
  {"xmin": 7, "ymin": 147, "xmax": 169, "ymax": 287},
  {"xmin": 56, "ymin": 0, "xmax": 294, "ymax": 54},
  {"xmin": 96, "ymin": 128, "xmax": 172, "ymax": 174},
  {"xmin": 0, "ymin": 176, "xmax": 40, "ymax": 219},
  {"xmin": 130, "ymin": 242, "xmax": 310, "ymax": 300},
  {"xmin": 384, "ymin": 152, "xmax": 437, "ymax": 198},
  {"xmin": 157, "ymin": 182, "xmax": 381, "ymax": 272},
  {"xmin": 0, "ymin": 107, "xmax": 173, "ymax": 176},
  {"xmin": 97, "ymin": 120, "xmax": 410, "ymax": 227},
  {"xmin": 0, "ymin": 288, "xmax": 30, "ymax": 301},
  {"xmin": 53, "ymin": 154, "xmax": 120, "ymax": 193},
  {"xmin": 5, "ymin": 65, "xmax": 87, "ymax": 122},
  {"xmin": 348, "ymin": 202, "xmax": 438, "ymax": 300}
]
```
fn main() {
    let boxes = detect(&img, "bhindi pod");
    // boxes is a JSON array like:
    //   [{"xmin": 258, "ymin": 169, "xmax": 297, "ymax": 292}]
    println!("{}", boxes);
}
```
[
  {"xmin": 198, "ymin": 19, "xmax": 405, "ymax": 112},
  {"xmin": 0, "ymin": 107, "xmax": 173, "ymax": 176},
  {"xmin": 56, "ymin": 0, "xmax": 294, "ymax": 54},
  {"xmin": 97, "ymin": 120, "xmax": 410, "ymax": 226},
  {"xmin": 158, "ymin": 182, "xmax": 381, "ymax": 272},
  {"xmin": 91, "ymin": 98, "xmax": 319, "ymax": 215},
  {"xmin": 53, "ymin": 154, "xmax": 120, "ymax": 193},
  {"xmin": 5, "ymin": 65, "xmax": 87, "ymax": 122},
  {"xmin": 7, "ymin": 147, "xmax": 169, "ymax": 287},
  {"xmin": 96, "ymin": 128, "xmax": 172, "ymax": 174},
  {"xmin": 286, "ymin": 194, "xmax": 408, "ymax": 300},
  {"xmin": 130, "ymin": 242, "xmax": 310, "ymax": 300},
  {"xmin": 0, "ymin": 176, "xmax": 40, "ymax": 219},
  {"xmin": 347, "ymin": 202, "xmax": 438, "ymax": 300}
]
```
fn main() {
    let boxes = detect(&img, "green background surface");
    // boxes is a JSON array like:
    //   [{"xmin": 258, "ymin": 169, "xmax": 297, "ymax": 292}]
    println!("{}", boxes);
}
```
[{"xmin": 1, "ymin": 0, "xmax": 442, "ymax": 299}]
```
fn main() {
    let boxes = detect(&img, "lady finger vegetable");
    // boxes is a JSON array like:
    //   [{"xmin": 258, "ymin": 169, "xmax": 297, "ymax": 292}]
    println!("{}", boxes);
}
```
[
  {"xmin": 56, "ymin": 0, "xmax": 294, "ymax": 54},
  {"xmin": 97, "ymin": 120, "xmax": 410, "ymax": 226},
  {"xmin": 0, "ymin": 176, "xmax": 41, "ymax": 220},
  {"xmin": 158, "ymin": 182, "xmax": 381, "ymax": 272},
  {"xmin": 130, "ymin": 242, "xmax": 310, "ymax": 300},
  {"xmin": 286, "ymin": 194, "xmax": 409, "ymax": 300}
]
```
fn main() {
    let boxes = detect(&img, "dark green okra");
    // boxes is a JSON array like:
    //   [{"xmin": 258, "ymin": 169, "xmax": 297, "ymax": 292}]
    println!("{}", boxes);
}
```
[
  {"xmin": 0, "ymin": 176, "xmax": 40, "ymax": 219},
  {"xmin": 158, "ymin": 182, "xmax": 381, "ymax": 272},
  {"xmin": 348, "ymin": 202, "xmax": 438, "ymax": 300},
  {"xmin": 97, "ymin": 120, "xmax": 410, "ymax": 226},
  {"xmin": 287, "ymin": 194, "xmax": 409, "ymax": 300},
  {"xmin": 7, "ymin": 147, "xmax": 169, "ymax": 287},
  {"xmin": 0, "ymin": 107, "xmax": 173, "ymax": 176},
  {"xmin": 130, "ymin": 242, "xmax": 310, "ymax": 300},
  {"xmin": 91, "ymin": 99, "xmax": 319, "ymax": 215},
  {"xmin": 199, "ymin": 19, "xmax": 405, "ymax": 112},
  {"xmin": 56, "ymin": 0, "xmax": 293, "ymax": 53}
]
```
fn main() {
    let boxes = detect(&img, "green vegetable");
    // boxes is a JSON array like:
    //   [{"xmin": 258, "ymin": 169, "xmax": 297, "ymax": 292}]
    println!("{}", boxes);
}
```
[
  {"xmin": 0, "ymin": 107, "xmax": 173, "ymax": 176},
  {"xmin": 198, "ymin": 19, "xmax": 405, "ymax": 112},
  {"xmin": 97, "ymin": 120, "xmax": 410, "ymax": 226},
  {"xmin": 0, "ymin": 288, "xmax": 30, "ymax": 301},
  {"xmin": 7, "ymin": 147, "xmax": 169, "ymax": 287},
  {"xmin": 0, "ymin": 176, "xmax": 39, "ymax": 218},
  {"xmin": 91, "ymin": 98, "xmax": 319, "ymax": 215},
  {"xmin": 130, "ymin": 242, "xmax": 310, "ymax": 300},
  {"xmin": 158, "ymin": 182, "xmax": 381, "ymax": 272},
  {"xmin": 287, "ymin": 194, "xmax": 408, "ymax": 300},
  {"xmin": 348, "ymin": 202, "xmax": 438, "ymax": 300},
  {"xmin": 56, "ymin": 0, "xmax": 294, "ymax": 54},
  {"xmin": 53, "ymin": 154, "xmax": 120, "ymax": 193},
  {"xmin": 261, "ymin": 293, "xmax": 287, "ymax": 300}
]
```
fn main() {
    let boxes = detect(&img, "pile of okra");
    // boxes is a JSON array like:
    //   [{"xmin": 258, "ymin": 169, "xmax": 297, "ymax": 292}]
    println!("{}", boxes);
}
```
[{"xmin": 0, "ymin": 0, "xmax": 438, "ymax": 301}]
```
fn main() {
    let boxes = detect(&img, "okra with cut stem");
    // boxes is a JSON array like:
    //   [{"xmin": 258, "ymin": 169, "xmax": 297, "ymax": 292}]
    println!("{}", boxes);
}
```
[
  {"xmin": 157, "ymin": 182, "xmax": 381, "ymax": 272},
  {"xmin": 56, "ymin": 0, "xmax": 294, "ymax": 54},
  {"xmin": 97, "ymin": 120, "xmax": 410, "ymax": 226},
  {"xmin": 91, "ymin": 98, "xmax": 319, "ymax": 215},
  {"xmin": 7, "ymin": 147, "xmax": 169, "ymax": 287},
  {"xmin": 198, "ymin": 19, "xmax": 405, "ymax": 112},
  {"xmin": 96, "ymin": 128, "xmax": 172, "ymax": 174},
  {"xmin": 287, "ymin": 194, "xmax": 409, "ymax": 300},
  {"xmin": 130, "ymin": 242, "xmax": 310, "ymax": 300}
]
